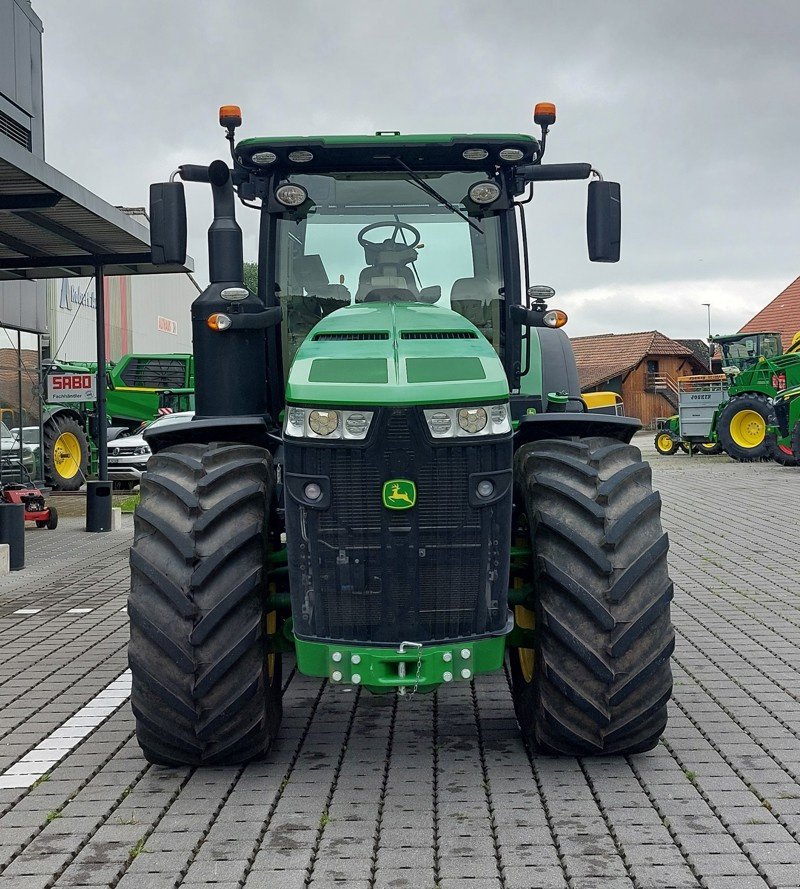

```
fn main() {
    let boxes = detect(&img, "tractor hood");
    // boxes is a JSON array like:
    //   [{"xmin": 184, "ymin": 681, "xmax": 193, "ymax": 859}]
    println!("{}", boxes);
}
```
[{"xmin": 285, "ymin": 302, "xmax": 508, "ymax": 407}]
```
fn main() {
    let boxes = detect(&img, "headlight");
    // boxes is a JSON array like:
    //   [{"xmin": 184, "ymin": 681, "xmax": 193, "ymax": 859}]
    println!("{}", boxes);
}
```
[
  {"xmin": 308, "ymin": 409, "xmax": 339, "ymax": 437},
  {"xmin": 499, "ymin": 148, "xmax": 525, "ymax": 162},
  {"xmin": 424, "ymin": 403, "xmax": 511, "ymax": 438},
  {"xmin": 458, "ymin": 407, "xmax": 487, "ymax": 433},
  {"xmin": 284, "ymin": 407, "xmax": 374, "ymax": 440},
  {"xmin": 275, "ymin": 183, "xmax": 308, "ymax": 207},
  {"xmin": 468, "ymin": 181, "xmax": 501, "ymax": 205},
  {"xmin": 251, "ymin": 151, "xmax": 277, "ymax": 165},
  {"xmin": 135, "ymin": 445, "xmax": 150, "ymax": 456}
]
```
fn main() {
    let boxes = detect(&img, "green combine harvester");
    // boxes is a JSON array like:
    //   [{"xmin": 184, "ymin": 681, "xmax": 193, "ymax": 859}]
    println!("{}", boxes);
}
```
[
  {"xmin": 711, "ymin": 331, "xmax": 800, "ymax": 464},
  {"xmin": 41, "ymin": 353, "xmax": 194, "ymax": 489},
  {"xmin": 129, "ymin": 103, "xmax": 675, "ymax": 765},
  {"xmin": 654, "ymin": 331, "xmax": 800, "ymax": 464}
]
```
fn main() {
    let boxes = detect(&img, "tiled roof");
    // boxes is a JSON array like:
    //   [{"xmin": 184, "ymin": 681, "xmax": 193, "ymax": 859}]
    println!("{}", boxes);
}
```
[
  {"xmin": 570, "ymin": 331, "xmax": 695, "ymax": 389},
  {"xmin": 739, "ymin": 275, "xmax": 800, "ymax": 350},
  {"xmin": 677, "ymin": 338, "xmax": 710, "ymax": 366}
]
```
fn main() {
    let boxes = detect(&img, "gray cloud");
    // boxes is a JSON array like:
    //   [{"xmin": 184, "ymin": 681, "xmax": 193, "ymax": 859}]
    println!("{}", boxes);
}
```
[{"xmin": 38, "ymin": 0, "xmax": 800, "ymax": 338}]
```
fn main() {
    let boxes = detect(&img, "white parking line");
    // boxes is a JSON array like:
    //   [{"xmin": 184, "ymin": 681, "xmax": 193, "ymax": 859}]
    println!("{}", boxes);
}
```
[
  {"xmin": 67, "ymin": 608, "xmax": 93, "ymax": 614},
  {"xmin": 13, "ymin": 608, "xmax": 41, "ymax": 615},
  {"xmin": 0, "ymin": 670, "xmax": 132, "ymax": 790}
]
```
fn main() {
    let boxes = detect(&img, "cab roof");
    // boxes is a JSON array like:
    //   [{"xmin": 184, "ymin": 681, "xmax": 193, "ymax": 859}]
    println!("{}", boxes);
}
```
[{"xmin": 236, "ymin": 133, "xmax": 538, "ymax": 173}]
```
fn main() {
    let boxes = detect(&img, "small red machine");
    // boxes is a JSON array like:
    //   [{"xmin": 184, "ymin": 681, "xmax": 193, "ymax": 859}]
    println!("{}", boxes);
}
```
[{"xmin": 2, "ymin": 483, "xmax": 58, "ymax": 529}]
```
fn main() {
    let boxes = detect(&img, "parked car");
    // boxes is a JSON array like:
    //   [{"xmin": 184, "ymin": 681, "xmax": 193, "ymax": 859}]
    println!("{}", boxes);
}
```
[
  {"xmin": 2, "ymin": 423, "xmax": 36, "ymax": 477},
  {"xmin": 107, "ymin": 411, "xmax": 194, "ymax": 488}
]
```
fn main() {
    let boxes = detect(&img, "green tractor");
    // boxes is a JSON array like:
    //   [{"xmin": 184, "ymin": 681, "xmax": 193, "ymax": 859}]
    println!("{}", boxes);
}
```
[
  {"xmin": 129, "ymin": 104, "xmax": 674, "ymax": 766},
  {"xmin": 772, "ymin": 383, "xmax": 800, "ymax": 463},
  {"xmin": 711, "ymin": 331, "xmax": 800, "ymax": 465},
  {"xmin": 42, "ymin": 353, "xmax": 194, "ymax": 489}
]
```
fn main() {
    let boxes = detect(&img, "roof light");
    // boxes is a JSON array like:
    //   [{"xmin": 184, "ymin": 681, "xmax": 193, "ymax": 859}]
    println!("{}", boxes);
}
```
[
  {"xmin": 499, "ymin": 148, "xmax": 525, "ymax": 162},
  {"xmin": 207, "ymin": 313, "xmax": 232, "ymax": 331},
  {"xmin": 534, "ymin": 102, "xmax": 557, "ymax": 127},
  {"xmin": 543, "ymin": 309, "xmax": 568, "ymax": 328},
  {"xmin": 468, "ymin": 181, "xmax": 501, "ymax": 205},
  {"xmin": 288, "ymin": 150, "xmax": 314, "ymax": 163},
  {"xmin": 251, "ymin": 151, "xmax": 277, "ymax": 165},
  {"xmin": 275, "ymin": 184, "xmax": 308, "ymax": 207},
  {"xmin": 463, "ymin": 148, "xmax": 489, "ymax": 161},
  {"xmin": 219, "ymin": 105, "xmax": 242, "ymax": 129}
]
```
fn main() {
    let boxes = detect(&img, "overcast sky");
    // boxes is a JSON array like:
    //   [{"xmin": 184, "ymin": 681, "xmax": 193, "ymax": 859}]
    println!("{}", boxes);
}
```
[{"xmin": 39, "ymin": 0, "xmax": 800, "ymax": 339}]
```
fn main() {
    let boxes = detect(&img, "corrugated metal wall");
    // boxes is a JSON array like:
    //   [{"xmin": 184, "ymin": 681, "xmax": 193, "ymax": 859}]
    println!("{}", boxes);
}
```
[{"xmin": 47, "ymin": 272, "xmax": 197, "ymax": 364}]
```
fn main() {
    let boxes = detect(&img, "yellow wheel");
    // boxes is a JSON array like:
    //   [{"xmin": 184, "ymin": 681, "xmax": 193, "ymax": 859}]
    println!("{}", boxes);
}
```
[
  {"xmin": 43, "ymin": 415, "xmax": 89, "ymax": 491},
  {"xmin": 654, "ymin": 432, "xmax": 678, "ymax": 455},
  {"xmin": 53, "ymin": 432, "xmax": 81, "ymax": 479},
  {"xmin": 729, "ymin": 409, "xmax": 766, "ymax": 449},
  {"xmin": 514, "ymin": 604, "xmax": 535, "ymax": 683}
]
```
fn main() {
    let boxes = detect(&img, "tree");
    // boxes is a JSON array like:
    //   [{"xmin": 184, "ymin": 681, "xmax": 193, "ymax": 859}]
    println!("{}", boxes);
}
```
[{"xmin": 243, "ymin": 262, "xmax": 258, "ymax": 294}]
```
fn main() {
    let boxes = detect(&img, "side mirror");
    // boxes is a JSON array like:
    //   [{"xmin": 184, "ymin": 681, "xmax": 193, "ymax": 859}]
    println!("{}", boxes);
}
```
[
  {"xmin": 587, "ymin": 180, "xmax": 621, "ymax": 262},
  {"xmin": 149, "ymin": 182, "xmax": 187, "ymax": 265}
]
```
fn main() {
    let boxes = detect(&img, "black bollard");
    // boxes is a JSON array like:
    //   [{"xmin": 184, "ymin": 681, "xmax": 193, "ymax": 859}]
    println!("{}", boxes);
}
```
[
  {"xmin": 86, "ymin": 480, "xmax": 112, "ymax": 532},
  {"xmin": 0, "ymin": 502, "xmax": 25, "ymax": 570}
]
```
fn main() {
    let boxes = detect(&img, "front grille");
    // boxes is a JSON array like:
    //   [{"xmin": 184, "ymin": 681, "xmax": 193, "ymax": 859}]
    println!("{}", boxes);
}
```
[
  {"xmin": 401, "ymin": 331, "xmax": 477, "ymax": 340},
  {"xmin": 313, "ymin": 332, "xmax": 389, "ymax": 341},
  {"xmin": 285, "ymin": 408, "xmax": 512, "ymax": 645},
  {"xmin": 111, "ymin": 446, "xmax": 141, "ymax": 456}
]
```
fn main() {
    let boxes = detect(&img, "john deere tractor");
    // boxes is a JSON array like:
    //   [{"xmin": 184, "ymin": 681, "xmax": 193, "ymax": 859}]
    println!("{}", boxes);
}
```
[
  {"xmin": 711, "ymin": 331, "xmax": 800, "ymax": 465},
  {"xmin": 129, "ymin": 104, "xmax": 674, "ymax": 765}
]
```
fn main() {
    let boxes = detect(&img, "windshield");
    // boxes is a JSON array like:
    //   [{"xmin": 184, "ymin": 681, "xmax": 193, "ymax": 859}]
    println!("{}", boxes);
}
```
[
  {"xmin": 720, "ymin": 333, "xmax": 782, "ymax": 372},
  {"xmin": 275, "ymin": 171, "xmax": 504, "ymax": 371}
]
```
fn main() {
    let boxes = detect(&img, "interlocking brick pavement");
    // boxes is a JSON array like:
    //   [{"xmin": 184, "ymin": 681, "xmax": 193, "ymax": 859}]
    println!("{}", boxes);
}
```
[{"xmin": 0, "ymin": 437, "xmax": 799, "ymax": 888}]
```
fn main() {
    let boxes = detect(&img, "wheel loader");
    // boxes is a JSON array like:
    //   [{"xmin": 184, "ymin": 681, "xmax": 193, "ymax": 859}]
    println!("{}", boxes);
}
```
[{"xmin": 129, "ymin": 103, "xmax": 674, "ymax": 765}]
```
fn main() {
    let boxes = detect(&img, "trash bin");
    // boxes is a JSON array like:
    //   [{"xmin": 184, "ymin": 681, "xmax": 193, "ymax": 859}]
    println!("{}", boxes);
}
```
[
  {"xmin": 0, "ymin": 502, "xmax": 25, "ymax": 570},
  {"xmin": 86, "ymin": 480, "xmax": 112, "ymax": 532}
]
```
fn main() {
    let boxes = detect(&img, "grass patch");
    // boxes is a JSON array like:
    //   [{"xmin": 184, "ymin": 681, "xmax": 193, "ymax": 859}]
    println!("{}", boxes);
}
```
[
  {"xmin": 118, "ymin": 494, "xmax": 140, "ymax": 514},
  {"xmin": 129, "ymin": 838, "xmax": 149, "ymax": 859},
  {"xmin": 45, "ymin": 810, "xmax": 61, "ymax": 823}
]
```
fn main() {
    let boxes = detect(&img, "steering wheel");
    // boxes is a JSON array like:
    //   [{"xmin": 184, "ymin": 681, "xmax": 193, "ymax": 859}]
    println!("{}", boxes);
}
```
[{"xmin": 357, "ymin": 221, "xmax": 421, "ymax": 250}]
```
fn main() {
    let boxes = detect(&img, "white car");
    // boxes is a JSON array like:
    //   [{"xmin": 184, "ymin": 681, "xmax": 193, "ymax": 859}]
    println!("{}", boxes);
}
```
[
  {"xmin": 107, "ymin": 411, "xmax": 194, "ymax": 487},
  {"xmin": 2, "ymin": 423, "xmax": 36, "ymax": 476}
]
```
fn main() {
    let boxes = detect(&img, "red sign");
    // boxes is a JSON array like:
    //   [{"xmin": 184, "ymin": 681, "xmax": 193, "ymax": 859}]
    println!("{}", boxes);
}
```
[{"xmin": 47, "ymin": 373, "xmax": 97, "ymax": 402}]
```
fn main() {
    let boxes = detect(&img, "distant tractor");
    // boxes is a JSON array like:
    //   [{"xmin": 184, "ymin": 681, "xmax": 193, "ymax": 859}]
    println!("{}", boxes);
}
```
[
  {"xmin": 42, "ymin": 353, "xmax": 194, "ymax": 489},
  {"xmin": 711, "ymin": 331, "xmax": 800, "ymax": 464},
  {"xmin": 128, "ymin": 104, "xmax": 674, "ymax": 766}
]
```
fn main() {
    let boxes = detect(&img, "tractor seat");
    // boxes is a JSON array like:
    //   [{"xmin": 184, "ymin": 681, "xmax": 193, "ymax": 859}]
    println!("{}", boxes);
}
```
[
  {"xmin": 450, "ymin": 277, "xmax": 496, "ymax": 337},
  {"xmin": 355, "ymin": 240, "xmax": 419, "ymax": 302}
]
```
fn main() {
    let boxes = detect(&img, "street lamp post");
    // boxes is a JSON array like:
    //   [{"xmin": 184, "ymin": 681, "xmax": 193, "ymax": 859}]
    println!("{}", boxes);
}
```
[{"xmin": 701, "ymin": 302, "xmax": 712, "ymax": 372}]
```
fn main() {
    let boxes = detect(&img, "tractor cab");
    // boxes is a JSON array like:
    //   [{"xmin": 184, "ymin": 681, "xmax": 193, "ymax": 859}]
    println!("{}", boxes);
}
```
[{"xmin": 713, "ymin": 331, "xmax": 783, "ymax": 375}]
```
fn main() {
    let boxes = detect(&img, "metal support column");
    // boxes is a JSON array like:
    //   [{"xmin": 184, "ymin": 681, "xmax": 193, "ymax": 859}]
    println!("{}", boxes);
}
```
[{"xmin": 95, "ymin": 265, "xmax": 108, "ymax": 480}]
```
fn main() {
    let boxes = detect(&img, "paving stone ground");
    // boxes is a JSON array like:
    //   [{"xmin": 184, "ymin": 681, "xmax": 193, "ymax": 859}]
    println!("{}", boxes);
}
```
[{"xmin": 0, "ymin": 434, "xmax": 798, "ymax": 888}]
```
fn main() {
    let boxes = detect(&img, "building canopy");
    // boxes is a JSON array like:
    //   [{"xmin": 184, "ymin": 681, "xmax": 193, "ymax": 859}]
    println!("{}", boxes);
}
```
[{"xmin": 0, "ymin": 134, "xmax": 192, "ymax": 280}]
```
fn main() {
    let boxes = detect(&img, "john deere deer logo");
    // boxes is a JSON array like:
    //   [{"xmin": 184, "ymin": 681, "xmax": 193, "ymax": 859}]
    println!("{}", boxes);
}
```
[{"xmin": 382, "ymin": 479, "xmax": 416, "ymax": 510}]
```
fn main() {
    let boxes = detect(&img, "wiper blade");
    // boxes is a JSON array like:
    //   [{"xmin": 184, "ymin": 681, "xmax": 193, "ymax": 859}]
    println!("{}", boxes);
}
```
[{"xmin": 394, "ymin": 158, "xmax": 483, "ymax": 235}]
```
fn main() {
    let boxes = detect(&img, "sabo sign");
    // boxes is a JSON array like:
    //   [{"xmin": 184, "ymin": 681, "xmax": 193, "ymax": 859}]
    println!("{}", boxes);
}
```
[{"xmin": 47, "ymin": 373, "xmax": 97, "ymax": 403}]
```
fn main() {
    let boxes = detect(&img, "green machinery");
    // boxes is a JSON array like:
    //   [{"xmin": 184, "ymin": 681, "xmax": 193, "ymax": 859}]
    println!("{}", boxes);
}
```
[
  {"xmin": 773, "ymin": 383, "xmax": 800, "ymax": 462},
  {"xmin": 710, "ymin": 331, "xmax": 800, "ymax": 464},
  {"xmin": 654, "ymin": 332, "xmax": 800, "ymax": 463},
  {"xmin": 129, "ymin": 103, "xmax": 675, "ymax": 765},
  {"xmin": 42, "ymin": 353, "xmax": 194, "ymax": 489}
]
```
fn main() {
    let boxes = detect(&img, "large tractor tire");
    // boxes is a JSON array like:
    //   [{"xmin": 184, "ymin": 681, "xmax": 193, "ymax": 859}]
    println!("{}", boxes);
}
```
[
  {"xmin": 765, "ymin": 432, "xmax": 798, "ymax": 467},
  {"xmin": 716, "ymin": 394, "xmax": 775, "ymax": 461},
  {"xmin": 654, "ymin": 431, "xmax": 678, "ymax": 455},
  {"xmin": 128, "ymin": 442, "xmax": 282, "ymax": 766},
  {"xmin": 510, "ymin": 437, "xmax": 674, "ymax": 755},
  {"xmin": 793, "ymin": 422, "xmax": 800, "ymax": 461},
  {"xmin": 43, "ymin": 414, "xmax": 89, "ymax": 491}
]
